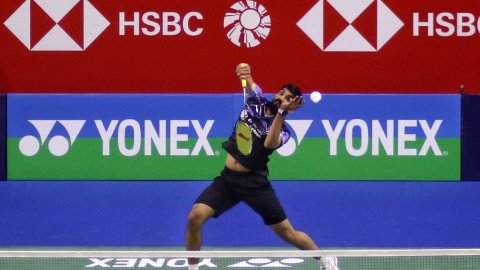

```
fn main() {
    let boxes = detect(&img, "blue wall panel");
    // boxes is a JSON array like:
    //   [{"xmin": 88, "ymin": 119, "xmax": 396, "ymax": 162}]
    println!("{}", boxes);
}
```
[
  {"xmin": 1, "ymin": 181, "xmax": 479, "ymax": 247},
  {"xmin": 1, "ymin": 93, "xmax": 479, "ymax": 247}
]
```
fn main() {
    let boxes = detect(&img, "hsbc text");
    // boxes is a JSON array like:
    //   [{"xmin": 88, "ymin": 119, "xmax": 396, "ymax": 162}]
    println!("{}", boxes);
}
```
[
  {"xmin": 413, "ymin": 12, "xmax": 480, "ymax": 37},
  {"xmin": 119, "ymin": 12, "xmax": 203, "ymax": 36}
]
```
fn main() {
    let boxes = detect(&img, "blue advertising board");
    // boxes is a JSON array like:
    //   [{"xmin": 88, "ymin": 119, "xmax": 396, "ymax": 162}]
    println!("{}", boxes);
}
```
[{"xmin": 7, "ymin": 93, "xmax": 460, "ymax": 180}]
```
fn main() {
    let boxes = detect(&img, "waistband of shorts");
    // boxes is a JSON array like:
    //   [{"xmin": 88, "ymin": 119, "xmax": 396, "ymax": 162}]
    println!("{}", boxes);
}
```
[{"xmin": 222, "ymin": 166, "xmax": 268, "ymax": 177}]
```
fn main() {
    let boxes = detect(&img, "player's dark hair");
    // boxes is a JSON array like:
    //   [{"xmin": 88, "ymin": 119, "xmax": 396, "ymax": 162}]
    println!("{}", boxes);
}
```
[{"xmin": 281, "ymin": 84, "xmax": 302, "ymax": 97}]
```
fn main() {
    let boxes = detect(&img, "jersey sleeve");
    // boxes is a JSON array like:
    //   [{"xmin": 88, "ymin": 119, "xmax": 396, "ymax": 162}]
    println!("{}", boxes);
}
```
[
  {"xmin": 277, "ymin": 128, "xmax": 291, "ymax": 149},
  {"xmin": 247, "ymin": 84, "xmax": 264, "ymax": 100}
]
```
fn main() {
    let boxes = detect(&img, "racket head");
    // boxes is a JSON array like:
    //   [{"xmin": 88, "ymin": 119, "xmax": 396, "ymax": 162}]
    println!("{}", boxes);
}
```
[{"xmin": 235, "ymin": 121, "xmax": 253, "ymax": 155}]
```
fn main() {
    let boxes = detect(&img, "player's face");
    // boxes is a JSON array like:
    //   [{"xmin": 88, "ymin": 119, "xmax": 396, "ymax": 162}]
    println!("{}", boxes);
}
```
[{"xmin": 271, "ymin": 88, "xmax": 295, "ymax": 109}]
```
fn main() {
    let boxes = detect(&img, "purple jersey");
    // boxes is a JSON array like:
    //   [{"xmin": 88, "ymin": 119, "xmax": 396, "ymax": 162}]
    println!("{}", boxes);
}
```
[{"xmin": 222, "ymin": 85, "xmax": 291, "ymax": 172}]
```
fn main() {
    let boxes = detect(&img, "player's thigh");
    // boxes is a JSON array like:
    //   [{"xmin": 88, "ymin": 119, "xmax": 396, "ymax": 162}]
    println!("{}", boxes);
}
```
[
  {"xmin": 194, "ymin": 177, "xmax": 239, "ymax": 218},
  {"xmin": 242, "ymin": 188, "xmax": 287, "ymax": 225}
]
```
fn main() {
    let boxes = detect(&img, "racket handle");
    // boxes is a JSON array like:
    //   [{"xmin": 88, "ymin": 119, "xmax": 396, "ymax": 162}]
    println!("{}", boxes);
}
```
[{"xmin": 240, "ymin": 63, "xmax": 247, "ymax": 88}]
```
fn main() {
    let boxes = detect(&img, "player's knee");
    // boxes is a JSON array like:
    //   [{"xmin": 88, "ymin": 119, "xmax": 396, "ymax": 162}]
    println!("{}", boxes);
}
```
[
  {"xmin": 187, "ymin": 205, "xmax": 209, "ymax": 227},
  {"xmin": 187, "ymin": 210, "xmax": 203, "ymax": 227}
]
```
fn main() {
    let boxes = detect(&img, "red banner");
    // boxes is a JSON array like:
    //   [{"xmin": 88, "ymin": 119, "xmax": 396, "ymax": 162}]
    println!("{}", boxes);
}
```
[{"xmin": 1, "ymin": 0, "xmax": 479, "ymax": 94}]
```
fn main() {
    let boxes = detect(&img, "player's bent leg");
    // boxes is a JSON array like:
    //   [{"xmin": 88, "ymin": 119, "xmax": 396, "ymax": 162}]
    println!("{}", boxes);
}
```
[
  {"xmin": 269, "ymin": 219, "xmax": 319, "ymax": 250},
  {"xmin": 186, "ymin": 203, "xmax": 215, "ymax": 267},
  {"xmin": 269, "ymin": 219, "xmax": 340, "ymax": 270}
]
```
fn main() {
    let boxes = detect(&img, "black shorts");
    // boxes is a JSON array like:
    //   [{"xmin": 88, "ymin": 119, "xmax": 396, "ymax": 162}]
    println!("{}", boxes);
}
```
[{"xmin": 195, "ymin": 167, "xmax": 287, "ymax": 225}]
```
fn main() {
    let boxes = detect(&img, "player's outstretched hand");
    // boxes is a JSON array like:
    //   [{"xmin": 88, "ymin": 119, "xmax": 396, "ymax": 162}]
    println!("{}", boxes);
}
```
[{"xmin": 282, "ymin": 96, "xmax": 304, "ymax": 114}]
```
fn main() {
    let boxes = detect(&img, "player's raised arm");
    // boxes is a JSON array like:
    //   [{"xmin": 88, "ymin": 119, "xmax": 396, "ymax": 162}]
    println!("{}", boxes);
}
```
[
  {"xmin": 264, "ymin": 87, "xmax": 304, "ymax": 149},
  {"xmin": 236, "ymin": 63, "xmax": 256, "ymax": 94}
]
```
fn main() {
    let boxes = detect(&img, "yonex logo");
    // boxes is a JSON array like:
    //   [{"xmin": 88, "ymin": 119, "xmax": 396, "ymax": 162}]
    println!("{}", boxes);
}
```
[
  {"xmin": 297, "ymin": 0, "xmax": 404, "ymax": 51},
  {"xmin": 224, "ymin": 1, "xmax": 271, "ymax": 48},
  {"xmin": 19, "ymin": 120, "xmax": 85, "ymax": 156},
  {"xmin": 322, "ymin": 119, "xmax": 443, "ymax": 156},
  {"xmin": 229, "ymin": 258, "xmax": 304, "ymax": 267},
  {"xmin": 85, "ymin": 257, "xmax": 305, "ymax": 268},
  {"xmin": 4, "ymin": 0, "xmax": 110, "ymax": 51},
  {"xmin": 277, "ymin": 120, "xmax": 312, "ymax": 157}
]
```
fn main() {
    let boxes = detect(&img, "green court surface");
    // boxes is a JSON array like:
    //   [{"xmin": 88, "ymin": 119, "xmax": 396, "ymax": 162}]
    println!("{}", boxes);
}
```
[{"xmin": 1, "ymin": 248, "xmax": 479, "ymax": 270}]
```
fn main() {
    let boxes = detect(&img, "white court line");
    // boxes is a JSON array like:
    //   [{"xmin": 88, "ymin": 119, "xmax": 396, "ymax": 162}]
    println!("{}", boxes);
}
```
[{"xmin": 1, "ymin": 249, "xmax": 480, "ymax": 258}]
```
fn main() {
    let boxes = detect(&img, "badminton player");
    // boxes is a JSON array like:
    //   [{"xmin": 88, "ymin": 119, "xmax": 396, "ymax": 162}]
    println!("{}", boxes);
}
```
[{"xmin": 185, "ymin": 63, "xmax": 339, "ymax": 270}]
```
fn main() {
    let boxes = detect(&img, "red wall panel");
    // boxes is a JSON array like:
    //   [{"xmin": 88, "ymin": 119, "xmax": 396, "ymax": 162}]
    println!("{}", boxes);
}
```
[{"xmin": 1, "ymin": 0, "xmax": 479, "ymax": 94}]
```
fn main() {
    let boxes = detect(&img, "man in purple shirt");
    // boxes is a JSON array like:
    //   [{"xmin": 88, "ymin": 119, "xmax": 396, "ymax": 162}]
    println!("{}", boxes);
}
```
[{"xmin": 185, "ymin": 63, "xmax": 339, "ymax": 270}]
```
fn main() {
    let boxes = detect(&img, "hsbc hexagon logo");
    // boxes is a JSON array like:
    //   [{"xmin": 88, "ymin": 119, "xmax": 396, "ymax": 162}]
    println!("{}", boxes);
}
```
[
  {"xmin": 297, "ymin": 0, "xmax": 404, "ymax": 52},
  {"xmin": 4, "ymin": 0, "xmax": 110, "ymax": 51}
]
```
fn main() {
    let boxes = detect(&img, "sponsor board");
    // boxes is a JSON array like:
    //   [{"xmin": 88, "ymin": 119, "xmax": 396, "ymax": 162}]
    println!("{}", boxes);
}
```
[
  {"xmin": 0, "ymin": 0, "xmax": 479, "ymax": 93},
  {"xmin": 7, "ymin": 94, "xmax": 460, "ymax": 180}
]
